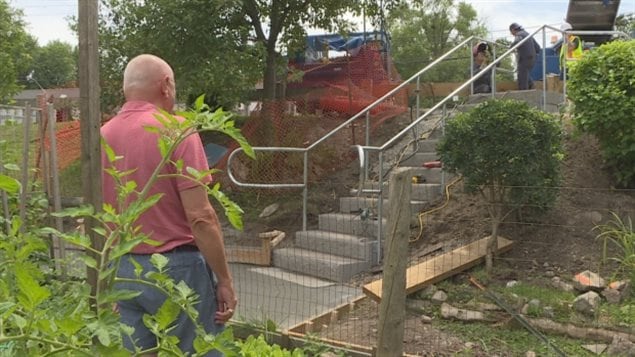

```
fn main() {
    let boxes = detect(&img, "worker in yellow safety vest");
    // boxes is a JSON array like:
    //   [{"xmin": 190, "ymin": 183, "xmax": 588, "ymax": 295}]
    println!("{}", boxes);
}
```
[{"xmin": 559, "ymin": 22, "xmax": 583, "ymax": 76}]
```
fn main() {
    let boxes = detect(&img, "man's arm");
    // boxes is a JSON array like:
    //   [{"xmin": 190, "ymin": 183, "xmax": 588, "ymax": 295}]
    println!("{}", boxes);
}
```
[{"xmin": 180, "ymin": 185, "xmax": 237, "ymax": 324}]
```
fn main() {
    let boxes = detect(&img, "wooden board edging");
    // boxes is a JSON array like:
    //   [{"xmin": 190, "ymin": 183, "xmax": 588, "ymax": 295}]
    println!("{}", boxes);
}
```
[
  {"xmin": 363, "ymin": 236, "xmax": 514, "ymax": 302},
  {"xmin": 288, "ymin": 295, "xmax": 367, "ymax": 334}
]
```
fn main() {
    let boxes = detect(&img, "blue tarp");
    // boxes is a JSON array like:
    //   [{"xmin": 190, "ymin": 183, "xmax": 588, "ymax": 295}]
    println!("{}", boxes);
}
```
[{"xmin": 305, "ymin": 31, "xmax": 388, "ymax": 53}]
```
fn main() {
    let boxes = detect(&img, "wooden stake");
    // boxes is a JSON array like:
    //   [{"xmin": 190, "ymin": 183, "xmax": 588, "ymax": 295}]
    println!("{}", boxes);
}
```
[
  {"xmin": 48, "ymin": 104, "xmax": 66, "ymax": 276},
  {"xmin": 0, "ymin": 149, "xmax": 10, "ymax": 234},
  {"xmin": 18, "ymin": 104, "xmax": 31, "ymax": 229},
  {"xmin": 79, "ymin": 0, "xmax": 103, "ymax": 304},
  {"xmin": 376, "ymin": 167, "xmax": 412, "ymax": 357}
]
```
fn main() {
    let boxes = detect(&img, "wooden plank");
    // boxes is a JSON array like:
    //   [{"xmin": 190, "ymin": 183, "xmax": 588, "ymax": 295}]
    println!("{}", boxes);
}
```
[
  {"xmin": 363, "ymin": 236, "xmax": 514, "ymax": 302},
  {"xmin": 226, "ymin": 245, "xmax": 270, "ymax": 266},
  {"xmin": 288, "ymin": 295, "xmax": 367, "ymax": 334}
]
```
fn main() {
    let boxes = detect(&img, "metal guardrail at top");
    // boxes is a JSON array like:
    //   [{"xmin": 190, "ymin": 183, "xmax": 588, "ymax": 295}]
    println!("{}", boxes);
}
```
[{"xmin": 227, "ymin": 25, "xmax": 632, "ymax": 258}]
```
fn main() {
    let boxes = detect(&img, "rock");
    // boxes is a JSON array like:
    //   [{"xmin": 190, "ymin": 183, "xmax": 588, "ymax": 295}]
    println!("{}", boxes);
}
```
[
  {"xmin": 406, "ymin": 298, "xmax": 428, "ymax": 312},
  {"xmin": 440, "ymin": 303, "xmax": 487, "ymax": 322},
  {"xmin": 582, "ymin": 344, "xmax": 608, "ymax": 354},
  {"xmin": 431, "ymin": 290, "xmax": 448, "ymax": 304},
  {"xmin": 525, "ymin": 352, "xmax": 537, "ymax": 357},
  {"xmin": 573, "ymin": 291, "xmax": 601, "ymax": 316},
  {"xmin": 542, "ymin": 306, "xmax": 555, "ymax": 319},
  {"xmin": 552, "ymin": 276, "xmax": 575, "ymax": 292},
  {"xmin": 416, "ymin": 284, "xmax": 438, "ymax": 300},
  {"xmin": 545, "ymin": 270, "xmax": 555, "ymax": 278},
  {"xmin": 603, "ymin": 280, "xmax": 632, "ymax": 304},
  {"xmin": 506, "ymin": 280, "xmax": 519, "ymax": 288},
  {"xmin": 602, "ymin": 288, "xmax": 623, "ymax": 304},
  {"xmin": 420, "ymin": 315, "xmax": 433, "ymax": 324},
  {"xmin": 258, "ymin": 203, "xmax": 280, "ymax": 218},
  {"xmin": 473, "ymin": 302, "xmax": 502, "ymax": 311},
  {"xmin": 582, "ymin": 211, "xmax": 603, "ymax": 225},
  {"xmin": 573, "ymin": 270, "xmax": 606, "ymax": 292},
  {"xmin": 520, "ymin": 299, "xmax": 540, "ymax": 315},
  {"xmin": 465, "ymin": 342, "xmax": 475, "ymax": 349},
  {"xmin": 607, "ymin": 336, "xmax": 635, "ymax": 356},
  {"xmin": 319, "ymin": 352, "xmax": 341, "ymax": 357}
]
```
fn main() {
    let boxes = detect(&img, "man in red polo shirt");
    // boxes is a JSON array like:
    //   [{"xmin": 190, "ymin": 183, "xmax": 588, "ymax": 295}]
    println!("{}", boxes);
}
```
[{"xmin": 101, "ymin": 54, "xmax": 236, "ymax": 355}]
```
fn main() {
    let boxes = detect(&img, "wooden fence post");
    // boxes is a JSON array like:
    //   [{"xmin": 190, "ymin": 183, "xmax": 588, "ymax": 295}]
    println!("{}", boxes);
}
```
[
  {"xmin": 19, "ymin": 104, "xmax": 31, "ymax": 229},
  {"xmin": 376, "ymin": 167, "xmax": 412, "ymax": 357},
  {"xmin": 48, "ymin": 104, "xmax": 66, "ymax": 276}
]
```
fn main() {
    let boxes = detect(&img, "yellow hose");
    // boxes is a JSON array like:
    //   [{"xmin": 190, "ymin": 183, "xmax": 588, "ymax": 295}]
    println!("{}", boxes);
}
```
[{"xmin": 410, "ymin": 175, "xmax": 463, "ymax": 243}]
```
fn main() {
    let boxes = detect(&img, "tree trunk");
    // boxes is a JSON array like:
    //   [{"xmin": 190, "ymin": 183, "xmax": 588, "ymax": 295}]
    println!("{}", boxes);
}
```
[
  {"xmin": 485, "ymin": 218, "xmax": 499, "ymax": 274},
  {"xmin": 261, "ymin": 47, "xmax": 277, "ymax": 120}
]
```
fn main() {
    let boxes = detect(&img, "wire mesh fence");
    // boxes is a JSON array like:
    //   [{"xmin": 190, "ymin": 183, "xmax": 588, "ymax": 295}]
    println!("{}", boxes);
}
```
[{"xmin": 224, "ymin": 175, "xmax": 634, "ymax": 355}]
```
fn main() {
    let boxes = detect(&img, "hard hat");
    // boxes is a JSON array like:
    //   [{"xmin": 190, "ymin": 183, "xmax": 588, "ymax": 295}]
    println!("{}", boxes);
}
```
[
  {"xmin": 561, "ymin": 22, "xmax": 573, "ymax": 31},
  {"xmin": 509, "ymin": 23, "xmax": 522, "ymax": 31}
]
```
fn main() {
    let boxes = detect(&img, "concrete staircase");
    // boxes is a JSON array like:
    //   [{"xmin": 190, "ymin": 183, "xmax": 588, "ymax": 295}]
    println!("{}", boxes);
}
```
[{"xmin": 272, "ymin": 89, "xmax": 558, "ymax": 282}]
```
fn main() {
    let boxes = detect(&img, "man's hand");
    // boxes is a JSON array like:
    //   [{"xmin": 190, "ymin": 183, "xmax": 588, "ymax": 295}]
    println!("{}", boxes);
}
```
[{"xmin": 215, "ymin": 282, "xmax": 237, "ymax": 324}]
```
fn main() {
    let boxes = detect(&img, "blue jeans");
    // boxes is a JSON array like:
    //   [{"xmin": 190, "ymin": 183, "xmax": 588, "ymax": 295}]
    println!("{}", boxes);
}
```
[{"xmin": 115, "ymin": 248, "xmax": 224, "ymax": 356}]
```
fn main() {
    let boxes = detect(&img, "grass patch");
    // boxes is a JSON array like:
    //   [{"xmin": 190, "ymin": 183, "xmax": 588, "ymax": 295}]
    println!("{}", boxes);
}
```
[{"xmin": 59, "ymin": 160, "xmax": 82, "ymax": 197}]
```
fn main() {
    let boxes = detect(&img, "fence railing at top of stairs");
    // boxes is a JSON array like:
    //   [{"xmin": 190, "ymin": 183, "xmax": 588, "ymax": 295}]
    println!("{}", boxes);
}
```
[{"xmin": 227, "ymin": 25, "xmax": 631, "ymax": 259}]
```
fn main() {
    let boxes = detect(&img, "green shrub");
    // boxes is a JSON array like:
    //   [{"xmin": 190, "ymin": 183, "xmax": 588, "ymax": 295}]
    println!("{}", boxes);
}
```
[
  {"xmin": 437, "ymin": 99, "xmax": 563, "ymax": 271},
  {"xmin": 568, "ymin": 39, "xmax": 635, "ymax": 187}
]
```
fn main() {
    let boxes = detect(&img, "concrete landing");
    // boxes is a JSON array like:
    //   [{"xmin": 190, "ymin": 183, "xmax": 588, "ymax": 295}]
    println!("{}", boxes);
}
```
[{"xmin": 230, "ymin": 263, "xmax": 360, "ymax": 330}]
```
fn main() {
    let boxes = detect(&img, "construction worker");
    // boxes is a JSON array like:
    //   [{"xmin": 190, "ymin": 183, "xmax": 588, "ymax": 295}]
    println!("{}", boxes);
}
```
[{"xmin": 558, "ymin": 22, "xmax": 583, "ymax": 77}]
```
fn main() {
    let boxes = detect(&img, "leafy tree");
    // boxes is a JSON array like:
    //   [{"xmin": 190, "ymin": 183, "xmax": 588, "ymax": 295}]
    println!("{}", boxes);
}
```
[
  {"xmin": 0, "ymin": 0, "xmax": 35, "ymax": 101},
  {"xmin": 387, "ymin": 0, "xmax": 487, "ymax": 81},
  {"xmin": 437, "ymin": 99, "xmax": 563, "ymax": 273},
  {"xmin": 568, "ymin": 39, "xmax": 635, "ymax": 187},
  {"xmin": 25, "ymin": 41, "xmax": 77, "ymax": 89},
  {"xmin": 615, "ymin": 13, "xmax": 635, "ymax": 36},
  {"xmin": 98, "ymin": 0, "xmax": 264, "ymax": 112},
  {"xmin": 97, "ymin": 0, "xmax": 394, "ymax": 115}
]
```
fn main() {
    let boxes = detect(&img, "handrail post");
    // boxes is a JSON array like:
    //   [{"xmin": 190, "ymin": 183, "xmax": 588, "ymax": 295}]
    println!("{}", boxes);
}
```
[
  {"xmin": 365, "ymin": 111, "xmax": 370, "ymax": 181},
  {"xmin": 469, "ymin": 38, "xmax": 474, "ymax": 95},
  {"xmin": 542, "ymin": 27, "xmax": 547, "ymax": 111},
  {"xmin": 302, "ymin": 150, "xmax": 308, "ymax": 231},
  {"xmin": 377, "ymin": 150, "xmax": 384, "ymax": 262},
  {"xmin": 491, "ymin": 45, "xmax": 497, "ymax": 97},
  {"xmin": 415, "ymin": 76, "xmax": 421, "ymax": 121}
]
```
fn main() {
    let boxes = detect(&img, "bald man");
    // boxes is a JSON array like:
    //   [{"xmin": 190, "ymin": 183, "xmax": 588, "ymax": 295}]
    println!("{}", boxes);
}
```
[{"xmin": 101, "ymin": 54, "xmax": 236, "ymax": 356}]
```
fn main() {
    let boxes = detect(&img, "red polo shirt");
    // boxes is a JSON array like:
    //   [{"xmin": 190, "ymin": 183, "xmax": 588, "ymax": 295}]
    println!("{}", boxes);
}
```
[{"xmin": 101, "ymin": 101, "xmax": 212, "ymax": 254}]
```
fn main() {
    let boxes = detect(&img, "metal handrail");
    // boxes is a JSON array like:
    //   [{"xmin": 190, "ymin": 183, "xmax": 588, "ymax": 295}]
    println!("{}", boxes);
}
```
[
  {"xmin": 227, "ymin": 24, "xmax": 631, "ymax": 241},
  {"xmin": 228, "ymin": 36, "xmax": 477, "ymax": 231}
]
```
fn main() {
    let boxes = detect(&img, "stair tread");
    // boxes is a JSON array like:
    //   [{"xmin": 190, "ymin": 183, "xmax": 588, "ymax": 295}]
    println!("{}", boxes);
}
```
[{"xmin": 274, "ymin": 247, "xmax": 365, "ymax": 264}]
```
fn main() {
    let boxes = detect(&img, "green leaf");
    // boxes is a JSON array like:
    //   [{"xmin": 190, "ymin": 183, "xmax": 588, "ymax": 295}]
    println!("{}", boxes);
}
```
[
  {"xmin": 52, "ymin": 205, "xmax": 94, "ymax": 218},
  {"xmin": 194, "ymin": 94, "xmax": 205, "ymax": 111},
  {"xmin": 154, "ymin": 299, "xmax": 181, "ymax": 330},
  {"xmin": 3, "ymin": 163, "xmax": 19, "ymax": 171},
  {"xmin": 0, "ymin": 175, "xmax": 20, "ymax": 194},
  {"xmin": 129, "ymin": 257, "xmax": 144, "ymax": 279},
  {"xmin": 109, "ymin": 236, "xmax": 146, "ymax": 260},
  {"xmin": 80, "ymin": 255, "xmax": 98, "ymax": 269},
  {"xmin": 94, "ymin": 326, "xmax": 112, "ymax": 347},
  {"xmin": 102, "ymin": 139, "xmax": 120, "ymax": 163},
  {"xmin": 143, "ymin": 125, "xmax": 161, "ymax": 134},
  {"xmin": 12, "ymin": 314, "xmax": 27, "ymax": 329},
  {"xmin": 15, "ymin": 265, "xmax": 50, "ymax": 311},
  {"xmin": 98, "ymin": 289, "xmax": 142, "ymax": 305},
  {"xmin": 150, "ymin": 254, "xmax": 169, "ymax": 271}
]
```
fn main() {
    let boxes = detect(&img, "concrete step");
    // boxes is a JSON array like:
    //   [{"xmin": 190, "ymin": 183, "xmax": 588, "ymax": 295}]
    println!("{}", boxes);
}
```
[
  {"xmin": 413, "ymin": 139, "xmax": 439, "ymax": 153},
  {"xmin": 339, "ymin": 196, "xmax": 429, "ymax": 217},
  {"xmin": 352, "ymin": 182, "xmax": 442, "ymax": 201},
  {"xmin": 272, "ymin": 247, "xmax": 370, "ymax": 282},
  {"xmin": 295, "ymin": 230, "xmax": 377, "ymax": 262},
  {"xmin": 318, "ymin": 213, "xmax": 386, "ymax": 238},
  {"xmin": 399, "ymin": 152, "xmax": 440, "ymax": 167}
]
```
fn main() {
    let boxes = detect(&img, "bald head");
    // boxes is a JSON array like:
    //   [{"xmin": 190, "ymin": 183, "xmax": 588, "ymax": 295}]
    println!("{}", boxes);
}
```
[{"xmin": 123, "ymin": 54, "xmax": 176, "ymax": 111}]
